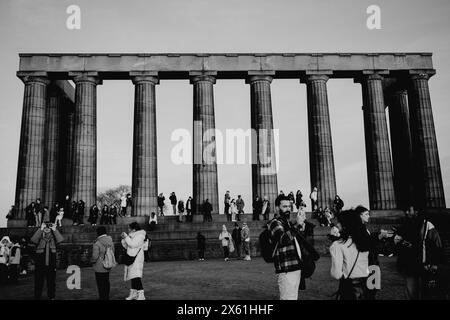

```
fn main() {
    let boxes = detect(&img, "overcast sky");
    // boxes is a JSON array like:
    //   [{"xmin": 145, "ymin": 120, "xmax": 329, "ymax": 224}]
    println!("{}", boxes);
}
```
[{"xmin": 1, "ymin": 0, "xmax": 449, "ymax": 226}]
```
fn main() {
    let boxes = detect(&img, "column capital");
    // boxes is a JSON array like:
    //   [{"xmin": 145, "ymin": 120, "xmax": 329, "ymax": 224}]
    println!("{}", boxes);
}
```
[
  {"xmin": 69, "ymin": 72, "xmax": 102, "ymax": 85},
  {"xmin": 245, "ymin": 71, "xmax": 275, "ymax": 84},
  {"xmin": 353, "ymin": 70, "xmax": 389, "ymax": 84},
  {"xmin": 16, "ymin": 71, "xmax": 50, "ymax": 85},
  {"xmin": 300, "ymin": 72, "xmax": 331, "ymax": 84},
  {"xmin": 189, "ymin": 72, "xmax": 217, "ymax": 85},
  {"xmin": 131, "ymin": 72, "xmax": 159, "ymax": 85},
  {"xmin": 409, "ymin": 69, "xmax": 436, "ymax": 81}
]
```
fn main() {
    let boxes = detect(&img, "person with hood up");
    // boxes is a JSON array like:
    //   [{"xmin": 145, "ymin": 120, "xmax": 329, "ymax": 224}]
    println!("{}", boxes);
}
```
[
  {"xmin": 92, "ymin": 226, "xmax": 115, "ymax": 300},
  {"xmin": 218, "ymin": 225, "xmax": 232, "ymax": 261},
  {"xmin": 121, "ymin": 222, "xmax": 146, "ymax": 300},
  {"xmin": 0, "ymin": 236, "xmax": 12, "ymax": 284}
]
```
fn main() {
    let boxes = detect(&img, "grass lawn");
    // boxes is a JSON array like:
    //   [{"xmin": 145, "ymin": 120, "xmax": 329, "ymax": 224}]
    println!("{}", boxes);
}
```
[{"xmin": 0, "ymin": 256, "xmax": 405, "ymax": 300}]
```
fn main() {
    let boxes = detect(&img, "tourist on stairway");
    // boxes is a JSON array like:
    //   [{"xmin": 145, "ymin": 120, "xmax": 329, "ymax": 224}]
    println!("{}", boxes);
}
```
[
  {"xmin": 177, "ymin": 200, "xmax": 185, "ymax": 222},
  {"xmin": 203, "ymin": 199, "xmax": 213, "ymax": 222},
  {"xmin": 309, "ymin": 187, "xmax": 318, "ymax": 215},
  {"xmin": 77, "ymin": 200, "xmax": 85, "ymax": 225},
  {"xmin": 30, "ymin": 222, "xmax": 64, "ymax": 300},
  {"xmin": 157, "ymin": 193, "xmax": 165, "ymax": 216},
  {"xmin": 169, "ymin": 192, "xmax": 177, "ymax": 216},
  {"xmin": 219, "ymin": 225, "xmax": 232, "ymax": 261},
  {"xmin": 236, "ymin": 195, "xmax": 245, "ymax": 220},
  {"xmin": 120, "ymin": 193, "xmax": 127, "ymax": 216},
  {"xmin": 241, "ymin": 222, "xmax": 251, "ymax": 261},
  {"xmin": 121, "ymin": 222, "xmax": 146, "ymax": 300},
  {"xmin": 109, "ymin": 205, "xmax": 118, "ymax": 224},
  {"xmin": 232, "ymin": 222, "xmax": 242, "ymax": 259},
  {"xmin": 99, "ymin": 204, "xmax": 109, "ymax": 225},
  {"xmin": 295, "ymin": 190, "xmax": 304, "ymax": 210},
  {"xmin": 252, "ymin": 195, "xmax": 262, "ymax": 221},
  {"xmin": 89, "ymin": 204, "xmax": 100, "ymax": 226},
  {"xmin": 148, "ymin": 212, "xmax": 157, "ymax": 231},
  {"xmin": 262, "ymin": 196, "xmax": 270, "ymax": 220},
  {"xmin": 196, "ymin": 232, "xmax": 206, "ymax": 261},
  {"xmin": 186, "ymin": 196, "xmax": 193, "ymax": 222},
  {"xmin": 71, "ymin": 201, "xmax": 78, "ymax": 225},
  {"xmin": 230, "ymin": 199, "xmax": 237, "ymax": 222},
  {"xmin": 224, "ymin": 191, "xmax": 231, "ymax": 221}
]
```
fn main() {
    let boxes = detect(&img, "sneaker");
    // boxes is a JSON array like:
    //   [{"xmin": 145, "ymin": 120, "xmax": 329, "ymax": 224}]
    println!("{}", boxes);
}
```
[{"xmin": 388, "ymin": 254, "xmax": 394, "ymax": 257}]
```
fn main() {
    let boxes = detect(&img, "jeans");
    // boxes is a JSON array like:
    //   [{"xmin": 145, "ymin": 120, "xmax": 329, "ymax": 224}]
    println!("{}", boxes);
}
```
[
  {"xmin": 131, "ymin": 277, "xmax": 143, "ymax": 290},
  {"xmin": 198, "ymin": 248, "xmax": 205, "ymax": 259},
  {"xmin": 95, "ymin": 272, "xmax": 110, "ymax": 300},
  {"xmin": 277, "ymin": 270, "xmax": 301, "ymax": 300},
  {"xmin": 243, "ymin": 241, "xmax": 250, "ymax": 256},
  {"xmin": 34, "ymin": 265, "xmax": 56, "ymax": 299},
  {"xmin": 223, "ymin": 246, "xmax": 229, "ymax": 259}
]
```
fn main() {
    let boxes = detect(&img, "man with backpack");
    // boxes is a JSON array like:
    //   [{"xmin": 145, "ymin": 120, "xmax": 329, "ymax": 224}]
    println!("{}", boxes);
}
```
[
  {"xmin": 91, "ymin": 226, "xmax": 116, "ymax": 300},
  {"xmin": 266, "ymin": 195, "xmax": 319, "ymax": 300}
]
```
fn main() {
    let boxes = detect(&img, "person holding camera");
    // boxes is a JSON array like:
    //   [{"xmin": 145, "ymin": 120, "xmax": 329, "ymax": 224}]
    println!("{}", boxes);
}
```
[
  {"xmin": 30, "ymin": 222, "xmax": 64, "ymax": 300},
  {"xmin": 121, "ymin": 222, "xmax": 146, "ymax": 300}
]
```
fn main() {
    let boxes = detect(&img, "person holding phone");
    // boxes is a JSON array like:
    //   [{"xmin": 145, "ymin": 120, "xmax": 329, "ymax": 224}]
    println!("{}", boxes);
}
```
[{"xmin": 121, "ymin": 222, "xmax": 146, "ymax": 300}]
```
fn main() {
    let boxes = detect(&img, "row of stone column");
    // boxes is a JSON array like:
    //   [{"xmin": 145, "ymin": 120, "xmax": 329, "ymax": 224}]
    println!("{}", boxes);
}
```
[{"xmin": 14, "ymin": 70, "xmax": 446, "ymax": 220}]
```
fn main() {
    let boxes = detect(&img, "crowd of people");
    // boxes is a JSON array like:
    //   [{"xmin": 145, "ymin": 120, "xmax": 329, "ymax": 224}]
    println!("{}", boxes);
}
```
[{"xmin": 1, "ymin": 187, "xmax": 448, "ymax": 301}]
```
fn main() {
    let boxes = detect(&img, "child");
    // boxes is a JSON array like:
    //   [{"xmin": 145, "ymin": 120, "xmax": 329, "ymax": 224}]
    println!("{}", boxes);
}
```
[{"xmin": 55, "ymin": 208, "xmax": 64, "ymax": 227}]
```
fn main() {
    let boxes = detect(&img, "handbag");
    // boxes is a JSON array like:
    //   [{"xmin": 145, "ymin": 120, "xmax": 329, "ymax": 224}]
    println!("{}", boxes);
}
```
[
  {"xmin": 335, "ymin": 250, "xmax": 360, "ymax": 300},
  {"xmin": 121, "ymin": 248, "xmax": 142, "ymax": 266}
]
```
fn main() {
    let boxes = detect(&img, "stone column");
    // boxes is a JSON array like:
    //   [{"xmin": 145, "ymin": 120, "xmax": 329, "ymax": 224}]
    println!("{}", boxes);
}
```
[
  {"xmin": 246, "ymin": 72, "xmax": 278, "ymax": 214},
  {"xmin": 386, "ymin": 88, "xmax": 414, "ymax": 210},
  {"xmin": 62, "ymin": 98, "xmax": 75, "ymax": 202},
  {"xmin": 301, "ymin": 73, "xmax": 337, "ymax": 209},
  {"xmin": 43, "ymin": 84, "xmax": 63, "ymax": 206},
  {"xmin": 407, "ymin": 71, "xmax": 446, "ymax": 208},
  {"xmin": 191, "ymin": 73, "xmax": 219, "ymax": 215},
  {"xmin": 14, "ymin": 73, "xmax": 50, "ymax": 220},
  {"xmin": 131, "ymin": 73, "xmax": 159, "ymax": 216},
  {"xmin": 357, "ymin": 72, "xmax": 396, "ymax": 209},
  {"xmin": 70, "ymin": 73, "xmax": 101, "ymax": 219}
]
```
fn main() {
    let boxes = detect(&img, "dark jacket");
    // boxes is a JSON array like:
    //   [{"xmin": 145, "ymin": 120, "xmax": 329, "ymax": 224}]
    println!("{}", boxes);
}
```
[
  {"xmin": 232, "ymin": 227, "xmax": 242, "ymax": 245},
  {"xmin": 203, "ymin": 202, "xmax": 213, "ymax": 214},
  {"xmin": 396, "ymin": 217, "xmax": 444, "ymax": 276},
  {"xmin": 196, "ymin": 234, "xmax": 206, "ymax": 250},
  {"xmin": 169, "ymin": 195, "xmax": 177, "ymax": 205}
]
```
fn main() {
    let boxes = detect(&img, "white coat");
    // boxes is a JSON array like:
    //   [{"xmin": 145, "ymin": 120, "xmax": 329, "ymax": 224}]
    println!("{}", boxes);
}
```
[{"xmin": 121, "ymin": 229, "xmax": 146, "ymax": 281}]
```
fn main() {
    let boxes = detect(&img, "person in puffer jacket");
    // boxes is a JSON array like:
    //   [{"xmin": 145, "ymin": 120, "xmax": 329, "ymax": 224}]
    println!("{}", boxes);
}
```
[{"xmin": 121, "ymin": 222, "xmax": 146, "ymax": 300}]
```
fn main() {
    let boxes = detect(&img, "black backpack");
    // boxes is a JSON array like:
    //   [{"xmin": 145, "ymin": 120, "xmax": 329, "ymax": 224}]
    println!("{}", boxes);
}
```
[{"xmin": 259, "ymin": 219, "xmax": 277, "ymax": 263}]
